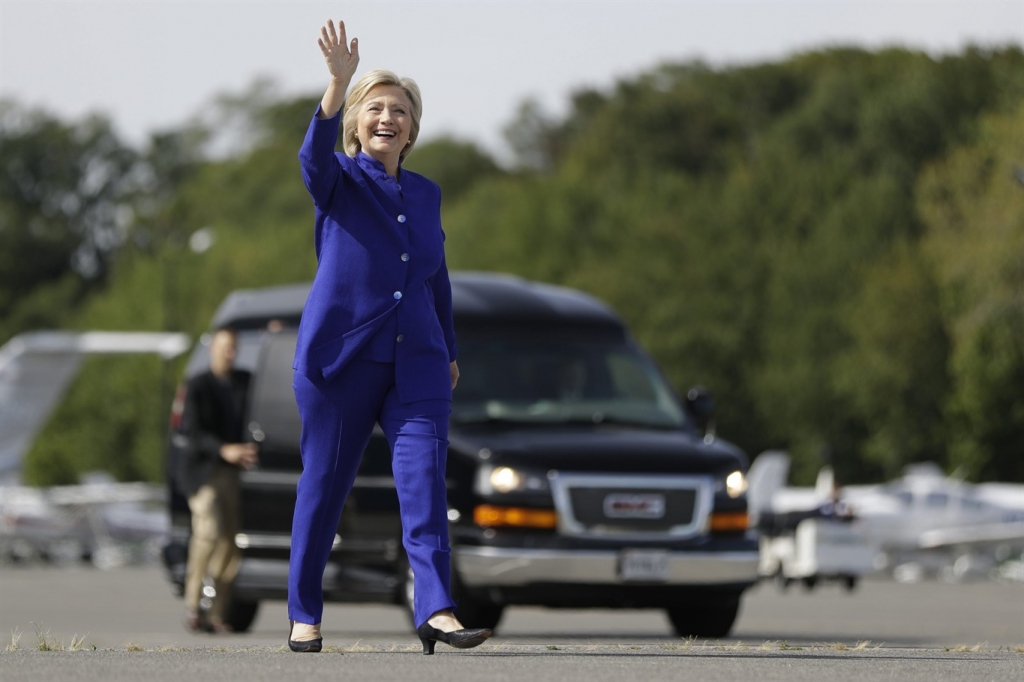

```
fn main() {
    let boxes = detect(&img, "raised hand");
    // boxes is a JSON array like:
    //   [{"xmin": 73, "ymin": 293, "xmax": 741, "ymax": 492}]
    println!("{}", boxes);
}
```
[{"xmin": 318, "ymin": 19, "xmax": 359, "ymax": 84}]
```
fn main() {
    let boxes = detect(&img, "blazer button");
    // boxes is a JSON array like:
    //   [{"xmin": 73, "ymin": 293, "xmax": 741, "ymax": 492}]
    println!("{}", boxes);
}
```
[
  {"xmin": 401, "ymin": 253, "xmax": 410, "ymax": 262},
  {"xmin": 397, "ymin": 214, "xmax": 407, "ymax": 223},
  {"xmin": 396, "ymin": 334, "xmax": 405, "ymax": 343},
  {"xmin": 393, "ymin": 291, "xmax": 403, "ymax": 300}
]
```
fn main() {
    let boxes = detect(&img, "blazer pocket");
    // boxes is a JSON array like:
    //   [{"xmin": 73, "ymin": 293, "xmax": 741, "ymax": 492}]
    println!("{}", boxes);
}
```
[{"xmin": 314, "ymin": 304, "xmax": 399, "ymax": 382}]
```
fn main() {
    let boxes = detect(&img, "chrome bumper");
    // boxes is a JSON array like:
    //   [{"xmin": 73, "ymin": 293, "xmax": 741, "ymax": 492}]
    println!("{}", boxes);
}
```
[{"xmin": 454, "ymin": 546, "xmax": 760, "ymax": 587}]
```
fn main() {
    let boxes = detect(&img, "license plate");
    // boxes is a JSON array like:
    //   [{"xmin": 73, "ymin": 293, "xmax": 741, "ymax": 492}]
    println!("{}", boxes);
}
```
[{"xmin": 619, "ymin": 549, "xmax": 670, "ymax": 582}]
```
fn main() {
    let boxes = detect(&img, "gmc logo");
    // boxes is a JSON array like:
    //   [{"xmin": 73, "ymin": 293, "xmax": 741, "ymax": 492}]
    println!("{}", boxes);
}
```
[{"xmin": 603, "ymin": 493, "xmax": 666, "ymax": 519}]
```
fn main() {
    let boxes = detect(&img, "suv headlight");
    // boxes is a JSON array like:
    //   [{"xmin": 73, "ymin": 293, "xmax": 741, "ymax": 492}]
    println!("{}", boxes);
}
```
[
  {"xmin": 725, "ymin": 470, "xmax": 748, "ymax": 498},
  {"xmin": 491, "ymin": 466, "xmax": 521, "ymax": 492},
  {"xmin": 475, "ymin": 465, "xmax": 550, "ymax": 495}
]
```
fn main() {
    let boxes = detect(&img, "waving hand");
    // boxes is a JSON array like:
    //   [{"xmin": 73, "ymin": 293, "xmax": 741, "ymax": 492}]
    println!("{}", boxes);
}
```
[
  {"xmin": 319, "ymin": 19, "xmax": 360, "ymax": 83},
  {"xmin": 316, "ymin": 19, "xmax": 359, "ymax": 118}
]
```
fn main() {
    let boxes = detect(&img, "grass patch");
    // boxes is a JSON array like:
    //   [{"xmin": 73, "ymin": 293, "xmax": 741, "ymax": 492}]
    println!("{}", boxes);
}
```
[
  {"xmin": 124, "ymin": 643, "xmax": 145, "ymax": 652},
  {"xmin": 944, "ymin": 643, "xmax": 987, "ymax": 653},
  {"xmin": 33, "ymin": 623, "xmax": 62, "ymax": 652},
  {"xmin": 68, "ymin": 634, "xmax": 93, "ymax": 652},
  {"xmin": 319, "ymin": 645, "xmax": 346, "ymax": 654},
  {"xmin": 716, "ymin": 641, "xmax": 750, "ymax": 651},
  {"xmin": 825, "ymin": 642, "xmax": 849, "ymax": 651},
  {"xmin": 7, "ymin": 628, "xmax": 23, "ymax": 652},
  {"xmin": 677, "ymin": 636, "xmax": 697, "ymax": 651}
]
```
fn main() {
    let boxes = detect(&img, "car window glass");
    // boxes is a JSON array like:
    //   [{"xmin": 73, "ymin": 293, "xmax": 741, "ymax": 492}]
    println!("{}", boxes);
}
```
[{"xmin": 451, "ymin": 337, "xmax": 686, "ymax": 428}]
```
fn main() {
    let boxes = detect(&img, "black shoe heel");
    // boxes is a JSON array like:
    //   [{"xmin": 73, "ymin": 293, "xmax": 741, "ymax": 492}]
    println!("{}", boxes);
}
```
[
  {"xmin": 416, "ymin": 622, "xmax": 492, "ymax": 655},
  {"xmin": 288, "ymin": 619, "xmax": 323, "ymax": 653},
  {"xmin": 420, "ymin": 636, "xmax": 436, "ymax": 655}
]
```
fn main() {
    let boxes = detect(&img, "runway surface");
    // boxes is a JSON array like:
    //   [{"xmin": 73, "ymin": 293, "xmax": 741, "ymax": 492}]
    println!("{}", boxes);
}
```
[{"xmin": 0, "ymin": 565, "xmax": 1021, "ymax": 681}]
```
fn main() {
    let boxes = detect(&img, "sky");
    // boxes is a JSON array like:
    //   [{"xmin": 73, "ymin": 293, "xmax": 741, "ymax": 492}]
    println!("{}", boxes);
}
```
[{"xmin": 2, "ymin": 0, "xmax": 1022, "ymax": 161}]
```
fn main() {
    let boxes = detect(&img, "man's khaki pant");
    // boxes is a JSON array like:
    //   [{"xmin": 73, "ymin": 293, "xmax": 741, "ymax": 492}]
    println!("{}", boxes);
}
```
[{"xmin": 185, "ymin": 465, "xmax": 241, "ymax": 622}]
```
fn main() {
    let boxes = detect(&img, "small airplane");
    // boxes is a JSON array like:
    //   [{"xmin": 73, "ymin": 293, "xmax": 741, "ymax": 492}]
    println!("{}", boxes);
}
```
[
  {"xmin": 0, "ymin": 474, "xmax": 167, "ymax": 568},
  {"xmin": 747, "ymin": 452, "xmax": 1024, "ymax": 588}
]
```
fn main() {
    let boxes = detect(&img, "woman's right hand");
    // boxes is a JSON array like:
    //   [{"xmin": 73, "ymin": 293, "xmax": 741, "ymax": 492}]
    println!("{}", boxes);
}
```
[{"xmin": 318, "ymin": 19, "xmax": 359, "ymax": 84}]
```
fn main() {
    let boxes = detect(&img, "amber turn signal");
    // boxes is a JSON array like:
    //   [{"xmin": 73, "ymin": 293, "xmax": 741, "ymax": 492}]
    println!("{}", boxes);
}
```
[
  {"xmin": 474, "ymin": 505, "xmax": 558, "ymax": 529},
  {"xmin": 710, "ymin": 511, "xmax": 749, "ymax": 532}
]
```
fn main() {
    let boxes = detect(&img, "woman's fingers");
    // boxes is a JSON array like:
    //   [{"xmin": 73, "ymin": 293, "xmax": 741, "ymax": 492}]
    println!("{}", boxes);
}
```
[
  {"xmin": 321, "ymin": 20, "xmax": 356, "ymax": 58},
  {"xmin": 336, "ymin": 20, "xmax": 347, "ymax": 49}
]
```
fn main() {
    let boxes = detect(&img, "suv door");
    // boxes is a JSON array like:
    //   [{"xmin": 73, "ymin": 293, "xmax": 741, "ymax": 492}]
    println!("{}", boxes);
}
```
[{"xmin": 241, "ymin": 331, "xmax": 403, "ymax": 601}]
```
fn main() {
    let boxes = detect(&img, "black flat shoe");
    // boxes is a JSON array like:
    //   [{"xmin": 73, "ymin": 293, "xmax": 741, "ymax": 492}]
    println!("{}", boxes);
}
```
[
  {"xmin": 416, "ymin": 622, "xmax": 492, "ymax": 655},
  {"xmin": 288, "ymin": 619, "xmax": 323, "ymax": 653}
]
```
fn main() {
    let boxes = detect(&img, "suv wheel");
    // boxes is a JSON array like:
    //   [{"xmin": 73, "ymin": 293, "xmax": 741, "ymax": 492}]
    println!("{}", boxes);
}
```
[
  {"xmin": 399, "ymin": 554, "xmax": 505, "ymax": 632},
  {"xmin": 665, "ymin": 592, "xmax": 742, "ymax": 638},
  {"xmin": 452, "ymin": 593, "xmax": 505, "ymax": 632},
  {"xmin": 451, "ymin": 565, "xmax": 504, "ymax": 631},
  {"xmin": 224, "ymin": 598, "xmax": 260, "ymax": 633}
]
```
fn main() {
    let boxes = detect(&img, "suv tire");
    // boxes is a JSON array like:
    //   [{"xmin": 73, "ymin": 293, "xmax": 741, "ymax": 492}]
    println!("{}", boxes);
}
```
[
  {"xmin": 665, "ymin": 592, "xmax": 742, "ymax": 638},
  {"xmin": 399, "ymin": 554, "xmax": 505, "ymax": 632},
  {"xmin": 224, "ymin": 598, "xmax": 260, "ymax": 633},
  {"xmin": 452, "ymin": 593, "xmax": 504, "ymax": 632}
]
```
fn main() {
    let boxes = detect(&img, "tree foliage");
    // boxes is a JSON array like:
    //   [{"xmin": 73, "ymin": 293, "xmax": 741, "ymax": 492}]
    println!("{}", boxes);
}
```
[{"xmin": 0, "ymin": 102, "xmax": 138, "ymax": 342}]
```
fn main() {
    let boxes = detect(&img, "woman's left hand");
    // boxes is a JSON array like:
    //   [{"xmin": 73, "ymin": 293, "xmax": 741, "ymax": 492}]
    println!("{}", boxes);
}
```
[{"xmin": 450, "ymin": 361, "xmax": 460, "ymax": 390}]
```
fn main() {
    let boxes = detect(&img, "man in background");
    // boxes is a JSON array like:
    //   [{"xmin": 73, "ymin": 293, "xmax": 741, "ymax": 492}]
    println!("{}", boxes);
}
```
[{"xmin": 177, "ymin": 327, "xmax": 258, "ymax": 633}]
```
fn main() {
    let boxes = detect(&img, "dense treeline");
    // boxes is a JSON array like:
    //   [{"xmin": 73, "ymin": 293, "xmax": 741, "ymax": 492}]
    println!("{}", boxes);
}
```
[{"xmin": 4, "ymin": 47, "xmax": 1022, "ymax": 486}]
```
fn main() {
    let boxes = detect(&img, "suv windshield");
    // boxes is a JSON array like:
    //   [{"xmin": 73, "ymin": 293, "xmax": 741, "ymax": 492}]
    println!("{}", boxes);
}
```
[{"xmin": 451, "ymin": 337, "xmax": 686, "ymax": 428}]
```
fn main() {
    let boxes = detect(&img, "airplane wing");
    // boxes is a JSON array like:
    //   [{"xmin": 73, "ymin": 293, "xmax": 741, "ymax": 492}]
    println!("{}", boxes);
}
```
[
  {"xmin": 918, "ymin": 522, "xmax": 1024, "ymax": 550},
  {"xmin": 0, "ymin": 331, "xmax": 190, "ymax": 484}
]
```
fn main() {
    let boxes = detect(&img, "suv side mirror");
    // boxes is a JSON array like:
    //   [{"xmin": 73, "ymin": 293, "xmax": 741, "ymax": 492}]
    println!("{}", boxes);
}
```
[{"xmin": 685, "ymin": 386, "xmax": 716, "ymax": 440}]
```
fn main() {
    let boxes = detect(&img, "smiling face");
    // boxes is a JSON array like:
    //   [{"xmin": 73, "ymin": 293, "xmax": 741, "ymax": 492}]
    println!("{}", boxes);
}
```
[{"xmin": 355, "ymin": 84, "xmax": 413, "ymax": 170}]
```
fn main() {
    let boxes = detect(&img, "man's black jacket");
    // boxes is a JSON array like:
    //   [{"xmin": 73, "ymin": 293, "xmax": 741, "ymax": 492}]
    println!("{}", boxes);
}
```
[{"xmin": 176, "ymin": 369, "xmax": 251, "ymax": 497}]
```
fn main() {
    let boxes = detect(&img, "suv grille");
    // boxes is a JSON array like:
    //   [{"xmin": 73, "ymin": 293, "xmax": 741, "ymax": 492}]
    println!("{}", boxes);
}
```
[{"xmin": 550, "ymin": 473, "xmax": 712, "ymax": 539}]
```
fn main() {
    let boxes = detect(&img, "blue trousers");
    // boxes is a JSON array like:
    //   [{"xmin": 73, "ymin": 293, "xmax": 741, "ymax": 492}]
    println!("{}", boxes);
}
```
[{"xmin": 288, "ymin": 360, "xmax": 456, "ymax": 627}]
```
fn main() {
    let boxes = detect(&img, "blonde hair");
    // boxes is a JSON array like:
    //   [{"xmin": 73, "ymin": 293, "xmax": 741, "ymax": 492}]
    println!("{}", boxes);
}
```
[{"xmin": 342, "ymin": 69, "xmax": 423, "ymax": 164}]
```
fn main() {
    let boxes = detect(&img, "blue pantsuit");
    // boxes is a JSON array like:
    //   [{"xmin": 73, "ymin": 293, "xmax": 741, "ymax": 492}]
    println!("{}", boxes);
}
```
[
  {"xmin": 289, "ymin": 361, "xmax": 454, "ymax": 626},
  {"xmin": 289, "ymin": 106, "xmax": 459, "ymax": 628}
]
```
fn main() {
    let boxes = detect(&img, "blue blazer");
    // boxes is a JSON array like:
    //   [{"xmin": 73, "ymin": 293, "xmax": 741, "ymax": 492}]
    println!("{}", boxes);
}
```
[{"xmin": 293, "ymin": 108, "xmax": 458, "ymax": 403}]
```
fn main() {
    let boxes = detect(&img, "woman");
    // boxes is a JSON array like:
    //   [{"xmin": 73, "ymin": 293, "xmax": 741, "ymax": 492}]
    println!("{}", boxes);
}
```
[{"xmin": 287, "ymin": 19, "xmax": 490, "ymax": 655}]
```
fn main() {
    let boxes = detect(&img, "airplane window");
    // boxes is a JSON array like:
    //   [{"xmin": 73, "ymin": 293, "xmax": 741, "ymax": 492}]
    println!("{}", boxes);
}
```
[
  {"xmin": 925, "ymin": 492, "xmax": 948, "ymax": 508},
  {"xmin": 961, "ymin": 497, "xmax": 986, "ymax": 512}
]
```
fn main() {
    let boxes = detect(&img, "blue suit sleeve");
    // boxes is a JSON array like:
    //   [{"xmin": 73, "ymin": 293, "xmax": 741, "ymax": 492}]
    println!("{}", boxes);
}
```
[
  {"xmin": 298, "ymin": 105, "xmax": 343, "ymax": 209},
  {"xmin": 432, "ymin": 231, "xmax": 459, "ymax": 362}
]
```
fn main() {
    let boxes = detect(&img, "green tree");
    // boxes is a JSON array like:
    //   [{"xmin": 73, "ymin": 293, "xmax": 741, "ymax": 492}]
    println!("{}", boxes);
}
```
[
  {"xmin": 918, "ymin": 104, "xmax": 1024, "ymax": 481},
  {"xmin": 0, "ymin": 101, "xmax": 138, "ymax": 343},
  {"xmin": 404, "ymin": 136, "xmax": 503, "ymax": 202}
]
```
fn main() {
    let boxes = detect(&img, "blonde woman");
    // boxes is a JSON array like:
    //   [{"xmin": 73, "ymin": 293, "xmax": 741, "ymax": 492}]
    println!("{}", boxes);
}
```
[{"xmin": 286, "ymin": 19, "xmax": 490, "ymax": 655}]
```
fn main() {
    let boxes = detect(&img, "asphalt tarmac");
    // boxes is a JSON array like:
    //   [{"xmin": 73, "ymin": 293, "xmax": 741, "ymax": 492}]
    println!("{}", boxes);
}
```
[{"xmin": 0, "ymin": 565, "xmax": 1021, "ymax": 682}]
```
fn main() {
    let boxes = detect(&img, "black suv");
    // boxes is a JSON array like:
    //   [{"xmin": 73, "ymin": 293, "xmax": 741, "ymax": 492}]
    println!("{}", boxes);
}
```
[{"xmin": 164, "ymin": 272, "xmax": 758, "ymax": 637}]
